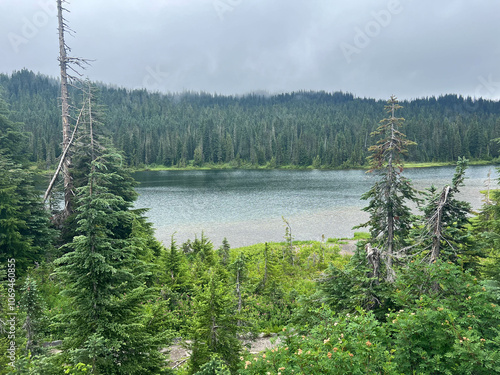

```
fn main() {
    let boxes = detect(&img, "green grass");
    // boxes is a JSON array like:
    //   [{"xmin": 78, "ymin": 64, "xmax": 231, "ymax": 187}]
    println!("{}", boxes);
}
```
[
  {"xmin": 404, "ymin": 161, "xmax": 456, "ymax": 168},
  {"xmin": 353, "ymin": 231, "xmax": 370, "ymax": 240},
  {"xmin": 130, "ymin": 159, "xmax": 498, "ymax": 173},
  {"xmin": 229, "ymin": 240, "xmax": 353, "ymax": 289},
  {"xmin": 405, "ymin": 160, "xmax": 496, "ymax": 169}
]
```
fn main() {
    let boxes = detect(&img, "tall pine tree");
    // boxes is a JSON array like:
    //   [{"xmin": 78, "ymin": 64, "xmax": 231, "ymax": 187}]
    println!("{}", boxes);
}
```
[
  {"xmin": 54, "ymin": 84, "xmax": 168, "ymax": 374},
  {"xmin": 357, "ymin": 95, "xmax": 419, "ymax": 282},
  {"xmin": 188, "ymin": 269, "xmax": 242, "ymax": 374}
]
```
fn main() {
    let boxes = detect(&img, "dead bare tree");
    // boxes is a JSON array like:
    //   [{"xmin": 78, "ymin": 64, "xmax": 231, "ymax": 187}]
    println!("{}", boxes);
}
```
[
  {"xmin": 428, "ymin": 186, "xmax": 450, "ymax": 263},
  {"xmin": 48, "ymin": 0, "xmax": 91, "ymax": 217},
  {"xmin": 57, "ymin": 0, "xmax": 73, "ymax": 216},
  {"xmin": 425, "ymin": 157, "xmax": 470, "ymax": 264},
  {"xmin": 43, "ymin": 102, "xmax": 85, "ymax": 203},
  {"xmin": 366, "ymin": 243, "xmax": 381, "ymax": 280}
]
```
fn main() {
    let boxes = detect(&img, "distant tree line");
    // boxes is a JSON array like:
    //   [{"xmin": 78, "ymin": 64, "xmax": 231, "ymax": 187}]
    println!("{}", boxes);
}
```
[{"xmin": 1, "ymin": 69, "xmax": 500, "ymax": 169}]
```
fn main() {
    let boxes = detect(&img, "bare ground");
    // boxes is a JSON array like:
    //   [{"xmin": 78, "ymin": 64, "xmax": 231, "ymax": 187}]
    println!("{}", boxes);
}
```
[
  {"xmin": 338, "ymin": 239, "xmax": 358, "ymax": 255},
  {"xmin": 166, "ymin": 335, "xmax": 282, "ymax": 368}
]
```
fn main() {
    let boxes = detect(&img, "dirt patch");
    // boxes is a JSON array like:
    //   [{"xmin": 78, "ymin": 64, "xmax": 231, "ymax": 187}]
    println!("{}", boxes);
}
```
[
  {"xmin": 164, "ymin": 343, "xmax": 191, "ymax": 368},
  {"xmin": 338, "ymin": 240, "xmax": 358, "ymax": 255},
  {"xmin": 243, "ymin": 335, "xmax": 281, "ymax": 354},
  {"xmin": 166, "ymin": 335, "xmax": 281, "ymax": 368}
]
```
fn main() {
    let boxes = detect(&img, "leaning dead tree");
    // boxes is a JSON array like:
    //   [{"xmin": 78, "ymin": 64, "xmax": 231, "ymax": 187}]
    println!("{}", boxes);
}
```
[
  {"xmin": 44, "ymin": 103, "xmax": 85, "ymax": 203},
  {"xmin": 428, "ymin": 186, "xmax": 451, "ymax": 263},
  {"xmin": 44, "ymin": 0, "xmax": 91, "ymax": 217},
  {"xmin": 425, "ymin": 157, "xmax": 470, "ymax": 263}
]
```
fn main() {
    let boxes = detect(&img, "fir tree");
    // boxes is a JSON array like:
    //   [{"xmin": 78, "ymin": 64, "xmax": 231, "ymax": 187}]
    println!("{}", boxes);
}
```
[
  {"xmin": 162, "ymin": 236, "xmax": 190, "ymax": 294},
  {"xmin": 419, "ymin": 157, "xmax": 477, "ymax": 267},
  {"xmin": 217, "ymin": 238, "xmax": 230, "ymax": 267},
  {"xmin": 193, "ymin": 356, "xmax": 231, "ymax": 375},
  {"xmin": 188, "ymin": 269, "xmax": 242, "ymax": 374},
  {"xmin": 231, "ymin": 252, "xmax": 247, "ymax": 316},
  {"xmin": 55, "ymin": 158, "xmax": 168, "ymax": 374},
  {"xmin": 192, "ymin": 233, "xmax": 216, "ymax": 267},
  {"xmin": 473, "ymin": 166, "xmax": 500, "ymax": 285},
  {"xmin": 54, "ymin": 84, "xmax": 169, "ymax": 373},
  {"xmin": 356, "ymin": 95, "xmax": 419, "ymax": 282},
  {"xmin": 19, "ymin": 277, "xmax": 47, "ymax": 356}
]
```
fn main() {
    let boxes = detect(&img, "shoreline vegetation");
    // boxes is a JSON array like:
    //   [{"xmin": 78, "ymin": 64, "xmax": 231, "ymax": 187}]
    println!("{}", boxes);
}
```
[
  {"xmin": 129, "ymin": 159, "xmax": 497, "ymax": 173},
  {"xmin": 33, "ymin": 159, "xmax": 498, "ymax": 179}
]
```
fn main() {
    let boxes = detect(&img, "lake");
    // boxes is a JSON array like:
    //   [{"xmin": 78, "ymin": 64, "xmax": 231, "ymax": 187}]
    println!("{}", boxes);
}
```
[{"xmin": 132, "ymin": 166, "xmax": 498, "ymax": 248}]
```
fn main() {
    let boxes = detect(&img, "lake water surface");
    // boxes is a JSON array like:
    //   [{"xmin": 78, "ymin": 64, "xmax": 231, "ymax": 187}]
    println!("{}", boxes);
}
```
[{"xmin": 132, "ymin": 166, "xmax": 498, "ymax": 248}]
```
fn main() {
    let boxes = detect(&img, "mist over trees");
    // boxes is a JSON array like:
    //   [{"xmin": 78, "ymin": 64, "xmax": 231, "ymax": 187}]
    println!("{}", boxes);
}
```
[{"xmin": 1, "ymin": 69, "xmax": 500, "ymax": 170}]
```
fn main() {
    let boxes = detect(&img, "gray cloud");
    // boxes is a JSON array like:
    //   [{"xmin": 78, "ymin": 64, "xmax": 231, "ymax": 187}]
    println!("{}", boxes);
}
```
[{"xmin": 1, "ymin": 0, "xmax": 499, "ymax": 99}]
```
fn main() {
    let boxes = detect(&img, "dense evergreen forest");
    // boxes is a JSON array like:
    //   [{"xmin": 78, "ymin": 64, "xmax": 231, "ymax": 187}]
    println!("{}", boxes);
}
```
[
  {"xmin": 2, "ymin": 69, "xmax": 500, "ymax": 170},
  {"xmin": 1, "ymin": 69, "xmax": 500, "ymax": 373}
]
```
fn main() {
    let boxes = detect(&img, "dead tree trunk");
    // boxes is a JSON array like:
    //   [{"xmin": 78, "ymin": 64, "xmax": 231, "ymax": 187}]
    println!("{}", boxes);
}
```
[
  {"xmin": 236, "ymin": 271, "xmax": 242, "ymax": 313},
  {"xmin": 263, "ymin": 242, "xmax": 269, "ymax": 289},
  {"xmin": 44, "ymin": 103, "xmax": 85, "ymax": 203},
  {"xmin": 366, "ymin": 243, "xmax": 381, "ymax": 281},
  {"xmin": 429, "ymin": 186, "xmax": 450, "ymax": 263},
  {"xmin": 58, "ymin": 0, "xmax": 73, "ymax": 217}
]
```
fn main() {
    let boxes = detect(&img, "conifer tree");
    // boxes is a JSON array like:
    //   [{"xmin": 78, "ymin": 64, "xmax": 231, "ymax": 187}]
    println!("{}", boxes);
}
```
[
  {"xmin": 193, "ymin": 356, "xmax": 231, "ymax": 375},
  {"xmin": 231, "ymin": 253, "xmax": 247, "ymax": 315},
  {"xmin": 282, "ymin": 217, "xmax": 295, "ymax": 266},
  {"xmin": 55, "ymin": 156, "xmax": 168, "ymax": 374},
  {"xmin": 357, "ymin": 95, "xmax": 419, "ymax": 282},
  {"xmin": 55, "ymin": 0, "xmax": 90, "ymax": 218},
  {"xmin": 473, "ymin": 167, "xmax": 500, "ymax": 285},
  {"xmin": 54, "ymin": 85, "xmax": 168, "ymax": 373},
  {"xmin": 19, "ymin": 277, "xmax": 47, "ymax": 356},
  {"xmin": 192, "ymin": 233, "xmax": 216, "ymax": 267},
  {"xmin": 217, "ymin": 238, "xmax": 231, "ymax": 267},
  {"xmin": 256, "ymin": 242, "xmax": 279, "ymax": 294},
  {"xmin": 188, "ymin": 269, "xmax": 242, "ymax": 374},
  {"xmin": 162, "ymin": 236, "xmax": 190, "ymax": 294},
  {"xmin": 419, "ymin": 157, "xmax": 475, "ymax": 266}
]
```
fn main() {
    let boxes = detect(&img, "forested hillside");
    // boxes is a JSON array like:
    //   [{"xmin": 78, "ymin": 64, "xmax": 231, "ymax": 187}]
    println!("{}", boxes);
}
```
[{"xmin": 2, "ymin": 69, "xmax": 500, "ymax": 169}]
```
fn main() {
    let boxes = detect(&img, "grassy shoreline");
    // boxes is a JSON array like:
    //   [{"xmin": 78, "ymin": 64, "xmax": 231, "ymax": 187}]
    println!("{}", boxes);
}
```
[
  {"xmin": 130, "ymin": 159, "xmax": 497, "ymax": 173},
  {"xmin": 32, "ymin": 159, "xmax": 497, "ymax": 179}
]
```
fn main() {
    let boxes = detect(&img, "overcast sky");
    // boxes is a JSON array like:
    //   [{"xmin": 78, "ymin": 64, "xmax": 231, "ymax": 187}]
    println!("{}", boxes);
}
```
[{"xmin": 1, "ymin": 0, "xmax": 500, "ymax": 100}]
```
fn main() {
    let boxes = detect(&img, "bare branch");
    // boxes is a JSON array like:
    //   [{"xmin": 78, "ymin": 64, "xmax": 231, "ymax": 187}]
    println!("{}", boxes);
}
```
[{"xmin": 44, "ymin": 101, "xmax": 86, "ymax": 203}]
